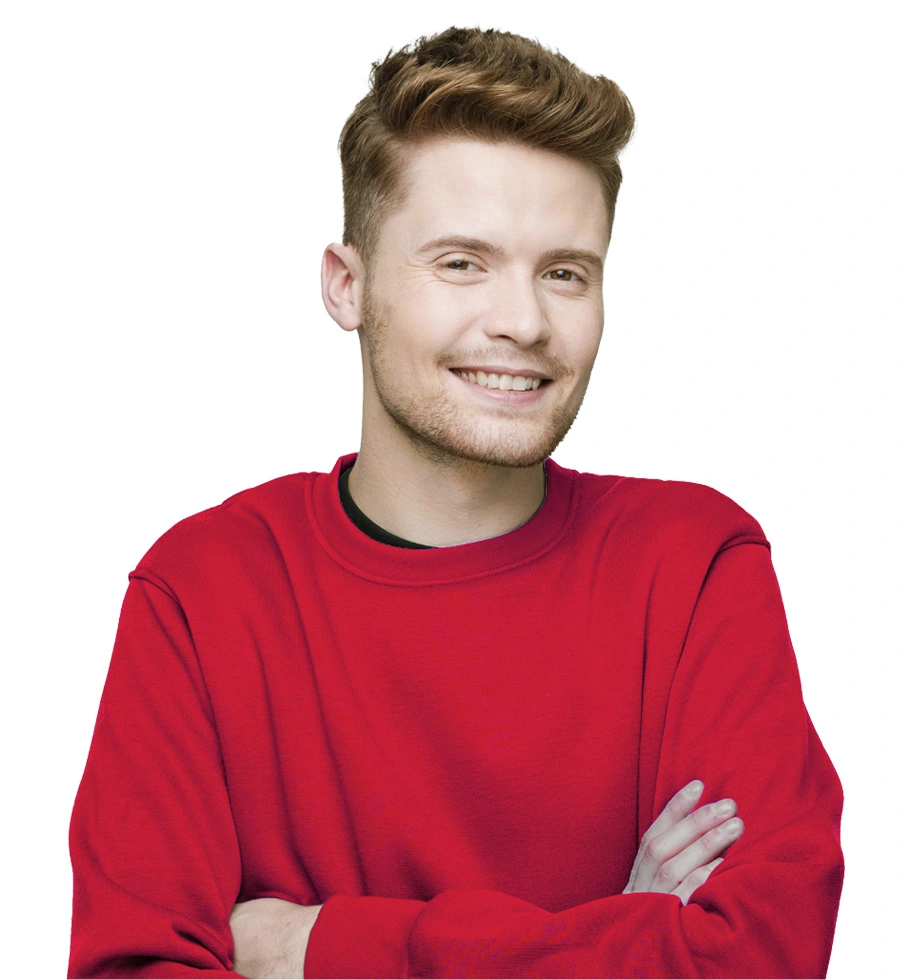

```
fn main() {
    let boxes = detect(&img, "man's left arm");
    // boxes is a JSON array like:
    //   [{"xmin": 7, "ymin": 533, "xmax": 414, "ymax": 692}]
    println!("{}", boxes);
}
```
[{"xmin": 231, "ymin": 779, "xmax": 740, "ymax": 977}]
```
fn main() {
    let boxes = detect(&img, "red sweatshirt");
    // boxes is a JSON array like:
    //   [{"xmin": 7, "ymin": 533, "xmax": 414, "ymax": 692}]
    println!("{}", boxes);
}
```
[{"xmin": 69, "ymin": 454, "xmax": 843, "ymax": 978}]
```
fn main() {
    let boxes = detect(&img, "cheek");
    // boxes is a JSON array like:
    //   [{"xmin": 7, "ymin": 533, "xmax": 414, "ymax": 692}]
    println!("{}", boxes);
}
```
[
  {"xmin": 586, "ymin": 325, "xmax": 605, "ymax": 361},
  {"xmin": 408, "ymin": 294, "xmax": 476, "ymax": 352},
  {"xmin": 376, "ymin": 314, "xmax": 457, "ymax": 378},
  {"xmin": 563, "ymin": 309, "xmax": 604, "ymax": 364}
]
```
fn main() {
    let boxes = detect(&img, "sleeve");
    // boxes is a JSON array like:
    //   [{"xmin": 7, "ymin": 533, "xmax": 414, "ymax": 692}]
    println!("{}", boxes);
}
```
[
  {"xmin": 303, "ymin": 542, "xmax": 844, "ymax": 979},
  {"xmin": 69, "ymin": 575, "xmax": 245, "ymax": 978}
]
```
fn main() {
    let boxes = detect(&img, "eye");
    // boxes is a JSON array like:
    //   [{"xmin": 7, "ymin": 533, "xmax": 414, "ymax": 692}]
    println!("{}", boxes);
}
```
[
  {"xmin": 544, "ymin": 268, "xmax": 581, "ymax": 282},
  {"xmin": 445, "ymin": 258, "xmax": 478, "ymax": 271}
]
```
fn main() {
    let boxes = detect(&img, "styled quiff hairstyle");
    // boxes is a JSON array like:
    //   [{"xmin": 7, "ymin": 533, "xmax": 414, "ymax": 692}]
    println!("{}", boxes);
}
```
[{"xmin": 340, "ymin": 27, "xmax": 635, "ymax": 259}]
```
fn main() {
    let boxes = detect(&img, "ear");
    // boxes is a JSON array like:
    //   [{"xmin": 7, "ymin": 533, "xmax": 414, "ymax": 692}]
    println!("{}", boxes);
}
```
[{"xmin": 321, "ymin": 243, "xmax": 366, "ymax": 332}]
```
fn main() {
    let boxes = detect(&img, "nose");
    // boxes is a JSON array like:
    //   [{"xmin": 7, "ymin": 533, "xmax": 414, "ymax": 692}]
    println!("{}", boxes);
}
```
[{"xmin": 481, "ymin": 273, "xmax": 552, "ymax": 347}]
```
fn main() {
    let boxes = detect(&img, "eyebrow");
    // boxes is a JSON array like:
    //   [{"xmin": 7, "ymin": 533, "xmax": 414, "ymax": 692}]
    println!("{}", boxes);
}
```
[
  {"xmin": 416, "ymin": 237, "xmax": 604, "ymax": 276},
  {"xmin": 417, "ymin": 236, "xmax": 505, "ymax": 256}
]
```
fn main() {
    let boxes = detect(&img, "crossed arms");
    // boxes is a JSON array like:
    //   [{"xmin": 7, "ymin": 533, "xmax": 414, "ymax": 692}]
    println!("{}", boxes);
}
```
[
  {"xmin": 231, "ymin": 780, "xmax": 745, "ymax": 977},
  {"xmin": 68, "ymin": 507, "xmax": 844, "ymax": 979}
]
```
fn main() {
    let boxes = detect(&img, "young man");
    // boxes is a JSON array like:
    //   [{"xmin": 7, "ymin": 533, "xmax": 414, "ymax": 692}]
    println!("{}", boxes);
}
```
[{"xmin": 69, "ymin": 27, "xmax": 844, "ymax": 979}]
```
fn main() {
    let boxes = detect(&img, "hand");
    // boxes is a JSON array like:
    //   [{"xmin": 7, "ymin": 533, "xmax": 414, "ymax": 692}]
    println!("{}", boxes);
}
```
[
  {"xmin": 229, "ymin": 897, "xmax": 322, "ymax": 979},
  {"xmin": 624, "ymin": 780, "xmax": 744, "ymax": 905}
]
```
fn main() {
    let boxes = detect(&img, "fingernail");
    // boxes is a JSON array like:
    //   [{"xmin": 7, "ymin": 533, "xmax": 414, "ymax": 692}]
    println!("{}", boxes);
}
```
[
  {"xmin": 715, "ymin": 799, "xmax": 734, "ymax": 817},
  {"xmin": 723, "ymin": 818, "xmax": 743, "ymax": 836},
  {"xmin": 686, "ymin": 780, "xmax": 703, "ymax": 797}
]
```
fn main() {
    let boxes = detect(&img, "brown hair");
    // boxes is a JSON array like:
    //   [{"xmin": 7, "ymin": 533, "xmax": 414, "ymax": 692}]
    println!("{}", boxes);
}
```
[{"xmin": 339, "ymin": 27, "xmax": 635, "ymax": 258}]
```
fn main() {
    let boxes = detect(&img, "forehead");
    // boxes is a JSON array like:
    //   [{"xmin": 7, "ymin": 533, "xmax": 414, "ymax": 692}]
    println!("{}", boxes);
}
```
[{"xmin": 378, "ymin": 139, "xmax": 610, "ymax": 257}]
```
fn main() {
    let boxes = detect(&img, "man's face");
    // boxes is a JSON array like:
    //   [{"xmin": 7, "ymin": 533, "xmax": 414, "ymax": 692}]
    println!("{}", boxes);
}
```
[{"xmin": 357, "ymin": 139, "xmax": 610, "ymax": 469}]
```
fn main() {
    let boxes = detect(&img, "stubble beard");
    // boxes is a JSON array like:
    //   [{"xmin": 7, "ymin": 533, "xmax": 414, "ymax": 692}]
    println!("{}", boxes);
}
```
[{"xmin": 359, "ymin": 288, "xmax": 590, "ymax": 471}]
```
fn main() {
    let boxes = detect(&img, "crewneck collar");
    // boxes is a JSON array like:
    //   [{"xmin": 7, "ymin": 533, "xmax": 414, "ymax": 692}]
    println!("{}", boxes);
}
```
[
  {"xmin": 338, "ymin": 464, "xmax": 434, "ymax": 549},
  {"xmin": 307, "ymin": 453, "xmax": 578, "ymax": 585}
]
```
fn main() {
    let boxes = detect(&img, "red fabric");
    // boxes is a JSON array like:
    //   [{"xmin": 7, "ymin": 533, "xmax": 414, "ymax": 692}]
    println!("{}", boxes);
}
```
[{"xmin": 69, "ymin": 453, "xmax": 843, "ymax": 978}]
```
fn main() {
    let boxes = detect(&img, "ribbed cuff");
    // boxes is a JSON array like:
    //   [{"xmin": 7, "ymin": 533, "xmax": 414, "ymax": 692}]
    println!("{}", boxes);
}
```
[{"xmin": 304, "ymin": 894, "xmax": 425, "ymax": 979}]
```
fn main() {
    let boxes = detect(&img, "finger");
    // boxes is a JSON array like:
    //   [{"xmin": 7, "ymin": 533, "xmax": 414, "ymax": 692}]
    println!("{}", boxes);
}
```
[
  {"xmin": 642, "ymin": 780, "xmax": 705, "ymax": 846},
  {"xmin": 626, "ymin": 781, "xmax": 704, "ymax": 889},
  {"xmin": 674, "ymin": 857, "xmax": 724, "ymax": 906},
  {"xmin": 650, "ymin": 816, "xmax": 743, "ymax": 894},
  {"xmin": 630, "ymin": 797, "xmax": 739, "ymax": 893},
  {"xmin": 657, "ymin": 797, "xmax": 738, "ymax": 865}
]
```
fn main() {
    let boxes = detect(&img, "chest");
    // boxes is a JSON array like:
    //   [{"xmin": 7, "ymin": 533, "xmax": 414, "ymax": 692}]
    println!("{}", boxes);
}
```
[{"xmin": 196, "ymin": 547, "xmax": 685, "ymax": 906}]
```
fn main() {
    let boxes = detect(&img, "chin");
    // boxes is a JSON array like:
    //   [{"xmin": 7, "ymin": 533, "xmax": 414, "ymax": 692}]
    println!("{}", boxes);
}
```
[
  {"xmin": 383, "ymin": 394, "xmax": 582, "ymax": 470},
  {"xmin": 410, "ymin": 437, "xmax": 555, "ymax": 470}
]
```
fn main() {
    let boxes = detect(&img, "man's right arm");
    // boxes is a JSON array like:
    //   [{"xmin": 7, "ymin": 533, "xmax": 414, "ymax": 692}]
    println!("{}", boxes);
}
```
[{"xmin": 69, "ymin": 576, "xmax": 247, "ymax": 978}]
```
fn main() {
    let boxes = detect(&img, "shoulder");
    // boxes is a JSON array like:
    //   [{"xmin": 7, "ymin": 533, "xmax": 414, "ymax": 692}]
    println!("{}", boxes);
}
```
[
  {"xmin": 553, "ymin": 461, "xmax": 769, "ymax": 555},
  {"xmin": 132, "ymin": 471, "xmax": 319, "ymax": 590}
]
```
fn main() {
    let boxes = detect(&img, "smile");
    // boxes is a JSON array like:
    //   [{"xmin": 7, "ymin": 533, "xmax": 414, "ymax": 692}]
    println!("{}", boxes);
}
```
[{"xmin": 450, "ymin": 369, "xmax": 544, "ymax": 391}]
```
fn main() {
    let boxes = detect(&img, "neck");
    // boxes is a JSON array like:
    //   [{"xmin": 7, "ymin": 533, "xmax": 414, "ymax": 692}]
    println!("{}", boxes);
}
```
[{"xmin": 347, "ymin": 440, "xmax": 547, "ymax": 548}]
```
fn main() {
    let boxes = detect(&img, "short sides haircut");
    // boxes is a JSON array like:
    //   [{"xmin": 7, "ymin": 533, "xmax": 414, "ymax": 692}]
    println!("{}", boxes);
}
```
[{"xmin": 340, "ymin": 27, "xmax": 636, "ymax": 259}]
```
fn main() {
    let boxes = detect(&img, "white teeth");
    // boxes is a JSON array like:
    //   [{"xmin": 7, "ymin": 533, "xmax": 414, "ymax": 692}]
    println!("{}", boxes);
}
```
[{"xmin": 456, "ymin": 370, "xmax": 544, "ymax": 392}]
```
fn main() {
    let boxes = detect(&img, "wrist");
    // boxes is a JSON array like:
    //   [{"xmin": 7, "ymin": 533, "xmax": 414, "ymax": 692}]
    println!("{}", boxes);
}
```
[
  {"xmin": 230, "ymin": 898, "xmax": 322, "ymax": 980},
  {"xmin": 298, "ymin": 904, "xmax": 322, "ymax": 978}
]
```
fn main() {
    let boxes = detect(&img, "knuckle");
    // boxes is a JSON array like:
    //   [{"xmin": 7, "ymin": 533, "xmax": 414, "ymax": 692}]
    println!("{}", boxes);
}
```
[
  {"xmin": 686, "ymin": 809, "xmax": 708, "ymax": 834},
  {"xmin": 712, "ymin": 818, "xmax": 742, "ymax": 844},
  {"xmin": 654, "ymin": 862, "xmax": 678, "ymax": 888},
  {"xmin": 642, "ymin": 838, "xmax": 664, "ymax": 863},
  {"xmin": 703, "ymin": 826, "xmax": 725, "ymax": 850},
  {"xmin": 693, "ymin": 802, "xmax": 718, "ymax": 827}
]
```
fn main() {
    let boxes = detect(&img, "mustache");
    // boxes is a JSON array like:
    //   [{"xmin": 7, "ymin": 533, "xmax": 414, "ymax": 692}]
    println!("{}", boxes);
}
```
[{"xmin": 441, "ymin": 350, "xmax": 568, "ymax": 380}]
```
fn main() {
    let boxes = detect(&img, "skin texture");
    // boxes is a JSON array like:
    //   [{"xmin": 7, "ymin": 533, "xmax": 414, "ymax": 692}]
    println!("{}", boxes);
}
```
[
  {"xmin": 229, "ymin": 900, "xmax": 319, "ymax": 979},
  {"xmin": 229, "ymin": 140, "xmax": 744, "ymax": 974}
]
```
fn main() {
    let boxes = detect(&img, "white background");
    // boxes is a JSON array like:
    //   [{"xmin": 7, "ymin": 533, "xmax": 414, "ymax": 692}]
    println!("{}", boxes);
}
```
[{"xmin": 2, "ymin": 1, "xmax": 907, "ymax": 975}]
